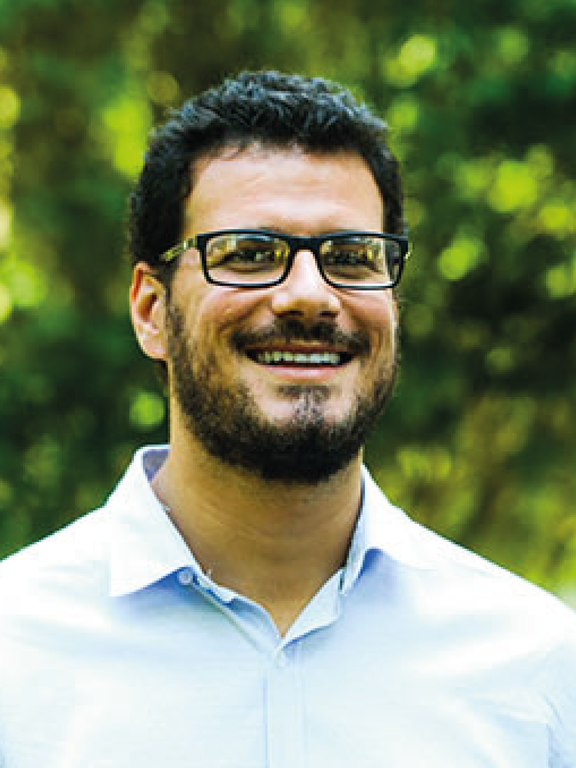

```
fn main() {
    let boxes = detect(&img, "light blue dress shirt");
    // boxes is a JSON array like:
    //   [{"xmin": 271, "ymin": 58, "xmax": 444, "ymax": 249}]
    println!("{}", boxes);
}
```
[{"xmin": 0, "ymin": 445, "xmax": 575, "ymax": 767}]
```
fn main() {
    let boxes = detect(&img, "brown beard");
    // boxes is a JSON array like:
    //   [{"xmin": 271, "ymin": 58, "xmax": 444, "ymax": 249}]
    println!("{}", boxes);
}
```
[{"xmin": 166, "ymin": 305, "xmax": 398, "ymax": 484}]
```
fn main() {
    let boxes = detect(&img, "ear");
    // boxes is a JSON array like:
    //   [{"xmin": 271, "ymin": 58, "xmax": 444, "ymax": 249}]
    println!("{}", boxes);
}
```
[{"xmin": 129, "ymin": 263, "xmax": 168, "ymax": 361}]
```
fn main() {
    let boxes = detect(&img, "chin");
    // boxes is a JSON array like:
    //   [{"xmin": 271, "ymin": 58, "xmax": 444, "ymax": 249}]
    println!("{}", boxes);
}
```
[{"xmin": 261, "ymin": 401, "xmax": 353, "ymax": 428}]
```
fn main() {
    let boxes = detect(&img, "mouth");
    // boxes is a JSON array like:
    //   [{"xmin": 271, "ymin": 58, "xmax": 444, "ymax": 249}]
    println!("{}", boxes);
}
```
[
  {"xmin": 234, "ymin": 321, "xmax": 367, "ymax": 370},
  {"xmin": 248, "ymin": 348, "xmax": 351, "ymax": 366}
]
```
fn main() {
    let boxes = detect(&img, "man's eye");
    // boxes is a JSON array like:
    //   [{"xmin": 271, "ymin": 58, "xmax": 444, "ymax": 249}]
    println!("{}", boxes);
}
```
[
  {"xmin": 241, "ymin": 247, "xmax": 276, "ymax": 262},
  {"xmin": 322, "ymin": 241, "xmax": 387, "ymax": 280},
  {"xmin": 326, "ymin": 250, "xmax": 369, "ymax": 266},
  {"xmin": 324, "ymin": 247, "xmax": 373, "ymax": 270},
  {"xmin": 220, "ymin": 244, "xmax": 282, "ymax": 271}
]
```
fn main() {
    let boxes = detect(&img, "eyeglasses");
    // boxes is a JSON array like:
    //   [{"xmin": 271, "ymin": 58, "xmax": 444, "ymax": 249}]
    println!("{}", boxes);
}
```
[{"xmin": 158, "ymin": 229, "xmax": 410, "ymax": 290}]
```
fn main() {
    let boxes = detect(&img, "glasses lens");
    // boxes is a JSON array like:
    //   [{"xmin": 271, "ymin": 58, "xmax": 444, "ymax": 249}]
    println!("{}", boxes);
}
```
[
  {"xmin": 205, "ymin": 233, "xmax": 289, "ymax": 285},
  {"xmin": 320, "ymin": 236, "xmax": 401, "ymax": 287}
]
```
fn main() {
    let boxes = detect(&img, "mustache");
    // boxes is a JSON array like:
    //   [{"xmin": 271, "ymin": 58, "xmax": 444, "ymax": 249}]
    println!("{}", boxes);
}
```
[{"xmin": 231, "ymin": 319, "xmax": 371, "ymax": 357}]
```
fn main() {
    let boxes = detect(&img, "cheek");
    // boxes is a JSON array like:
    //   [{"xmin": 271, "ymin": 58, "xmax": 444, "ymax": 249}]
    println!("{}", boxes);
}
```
[
  {"xmin": 189, "ymin": 291, "xmax": 268, "ymax": 362},
  {"xmin": 200, "ymin": 287, "xmax": 266, "ymax": 329},
  {"xmin": 356, "ymin": 296, "xmax": 398, "ymax": 348}
]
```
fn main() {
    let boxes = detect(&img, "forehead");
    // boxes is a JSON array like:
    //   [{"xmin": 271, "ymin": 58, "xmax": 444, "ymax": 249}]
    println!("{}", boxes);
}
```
[{"xmin": 184, "ymin": 145, "xmax": 384, "ymax": 234}]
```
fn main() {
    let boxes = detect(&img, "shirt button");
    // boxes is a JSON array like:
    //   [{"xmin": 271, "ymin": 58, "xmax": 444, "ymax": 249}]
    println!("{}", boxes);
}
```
[
  {"xmin": 178, "ymin": 568, "xmax": 194, "ymax": 586},
  {"xmin": 276, "ymin": 651, "xmax": 288, "ymax": 668}
]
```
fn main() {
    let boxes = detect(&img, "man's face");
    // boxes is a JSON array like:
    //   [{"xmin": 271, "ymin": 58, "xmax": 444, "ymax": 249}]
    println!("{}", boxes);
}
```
[{"xmin": 163, "ymin": 145, "xmax": 399, "ymax": 482}]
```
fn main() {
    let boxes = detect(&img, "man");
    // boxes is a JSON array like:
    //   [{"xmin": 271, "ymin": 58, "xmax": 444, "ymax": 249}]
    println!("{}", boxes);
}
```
[{"xmin": 0, "ymin": 71, "xmax": 574, "ymax": 767}]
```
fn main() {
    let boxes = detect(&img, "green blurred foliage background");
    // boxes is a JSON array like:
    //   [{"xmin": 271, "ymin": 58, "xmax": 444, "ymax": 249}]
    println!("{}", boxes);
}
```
[{"xmin": 0, "ymin": 0, "xmax": 575, "ymax": 601}]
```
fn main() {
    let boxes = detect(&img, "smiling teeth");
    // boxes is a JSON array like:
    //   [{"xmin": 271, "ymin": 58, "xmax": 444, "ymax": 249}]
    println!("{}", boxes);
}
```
[{"xmin": 257, "ymin": 351, "xmax": 342, "ymax": 365}]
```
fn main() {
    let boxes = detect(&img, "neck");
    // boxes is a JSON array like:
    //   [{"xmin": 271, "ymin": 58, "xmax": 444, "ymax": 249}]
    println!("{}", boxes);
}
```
[{"xmin": 151, "ymin": 430, "xmax": 364, "ymax": 635}]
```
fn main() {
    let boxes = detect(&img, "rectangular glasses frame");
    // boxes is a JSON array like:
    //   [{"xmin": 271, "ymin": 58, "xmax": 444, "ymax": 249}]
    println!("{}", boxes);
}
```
[{"xmin": 158, "ymin": 229, "xmax": 411, "ymax": 290}]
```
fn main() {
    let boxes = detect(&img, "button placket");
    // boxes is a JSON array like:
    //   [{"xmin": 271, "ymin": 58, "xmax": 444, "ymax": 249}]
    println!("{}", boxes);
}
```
[{"xmin": 265, "ymin": 644, "xmax": 305, "ymax": 768}]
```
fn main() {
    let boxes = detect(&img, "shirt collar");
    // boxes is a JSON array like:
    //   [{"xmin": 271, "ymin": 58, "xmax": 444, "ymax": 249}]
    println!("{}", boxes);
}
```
[
  {"xmin": 340, "ymin": 466, "xmax": 436, "ymax": 593},
  {"xmin": 106, "ymin": 446, "xmax": 435, "ymax": 598},
  {"xmin": 107, "ymin": 445, "xmax": 195, "ymax": 597}
]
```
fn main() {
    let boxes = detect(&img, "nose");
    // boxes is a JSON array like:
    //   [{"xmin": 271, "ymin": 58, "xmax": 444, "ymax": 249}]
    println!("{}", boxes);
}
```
[{"xmin": 269, "ymin": 250, "xmax": 342, "ymax": 320}]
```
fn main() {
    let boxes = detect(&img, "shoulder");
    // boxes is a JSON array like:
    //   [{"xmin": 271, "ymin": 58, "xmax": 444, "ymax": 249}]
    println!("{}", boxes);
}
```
[
  {"xmin": 0, "ymin": 445, "xmax": 166, "ymax": 607},
  {"xmin": 364, "ymin": 470, "xmax": 576, "ymax": 652},
  {"xmin": 411, "ymin": 509, "xmax": 576, "ymax": 646},
  {"xmin": 0, "ymin": 508, "xmax": 110, "ymax": 616},
  {"xmin": 366, "ymin": 475, "xmax": 576, "ymax": 752},
  {"xmin": 418, "ymin": 513, "xmax": 575, "ymax": 625}
]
